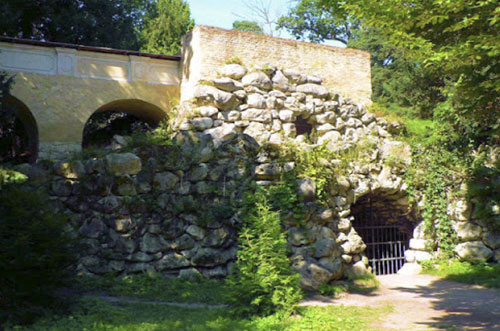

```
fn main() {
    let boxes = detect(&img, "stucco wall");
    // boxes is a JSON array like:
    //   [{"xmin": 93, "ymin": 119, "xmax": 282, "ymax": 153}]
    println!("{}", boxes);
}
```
[
  {"xmin": 181, "ymin": 26, "xmax": 372, "ymax": 105},
  {"xmin": 0, "ymin": 41, "xmax": 181, "ymax": 158},
  {"xmin": 11, "ymin": 73, "xmax": 178, "ymax": 143}
]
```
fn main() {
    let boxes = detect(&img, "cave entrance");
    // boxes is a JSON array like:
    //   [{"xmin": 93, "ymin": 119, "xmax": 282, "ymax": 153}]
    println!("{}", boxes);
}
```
[{"xmin": 351, "ymin": 193, "xmax": 414, "ymax": 275}]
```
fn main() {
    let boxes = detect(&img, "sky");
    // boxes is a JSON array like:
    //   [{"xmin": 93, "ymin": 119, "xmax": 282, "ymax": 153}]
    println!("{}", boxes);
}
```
[
  {"xmin": 187, "ymin": 0, "xmax": 292, "ymax": 33},
  {"xmin": 187, "ymin": 0, "xmax": 345, "ymax": 47}
]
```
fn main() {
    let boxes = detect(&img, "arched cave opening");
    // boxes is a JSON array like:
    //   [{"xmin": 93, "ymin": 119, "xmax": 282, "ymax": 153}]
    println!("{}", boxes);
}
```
[
  {"xmin": 0, "ymin": 96, "xmax": 38, "ymax": 164},
  {"xmin": 82, "ymin": 99, "xmax": 166, "ymax": 149},
  {"xmin": 351, "ymin": 192, "xmax": 415, "ymax": 275}
]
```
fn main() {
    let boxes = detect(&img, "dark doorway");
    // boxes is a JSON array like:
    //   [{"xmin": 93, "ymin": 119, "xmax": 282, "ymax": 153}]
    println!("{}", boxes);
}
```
[
  {"xmin": 351, "ymin": 193, "xmax": 414, "ymax": 275},
  {"xmin": 0, "ymin": 96, "xmax": 38, "ymax": 163},
  {"xmin": 82, "ymin": 99, "xmax": 166, "ymax": 149}
]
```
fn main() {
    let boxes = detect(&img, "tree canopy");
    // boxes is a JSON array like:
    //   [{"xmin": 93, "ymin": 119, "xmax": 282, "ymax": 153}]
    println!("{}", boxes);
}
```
[
  {"xmin": 140, "ymin": 0, "xmax": 194, "ymax": 55},
  {"xmin": 232, "ymin": 20, "xmax": 264, "ymax": 34},
  {"xmin": 278, "ymin": 0, "xmax": 355, "ymax": 44},
  {"xmin": 281, "ymin": 0, "xmax": 500, "ymax": 141},
  {"xmin": 0, "ymin": 0, "xmax": 149, "ymax": 50},
  {"xmin": 0, "ymin": 0, "xmax": 195, "ymax": 55}
]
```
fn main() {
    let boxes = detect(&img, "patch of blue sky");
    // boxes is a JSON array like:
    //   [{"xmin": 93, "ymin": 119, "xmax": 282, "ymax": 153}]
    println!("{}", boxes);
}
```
[{"xmin": 187, "ymin": 0, "xmax": 345, "ymax": 48}]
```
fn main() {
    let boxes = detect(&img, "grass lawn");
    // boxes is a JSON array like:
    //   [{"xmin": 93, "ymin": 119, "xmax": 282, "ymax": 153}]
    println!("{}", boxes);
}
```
[
  {"xmin": 76, "ymin": 274, "xmax": 230, "ymax": 304},
  {"xmin": 4, "ymin": 273, "xmax": 390, "ymax": 330},
  {"xmin": 422, "ymin": 260, "xmax": 500, "ymax": 288},
  {"xmin": 7, "ymin": 297, "xmax": 391, "ymax": 331}
]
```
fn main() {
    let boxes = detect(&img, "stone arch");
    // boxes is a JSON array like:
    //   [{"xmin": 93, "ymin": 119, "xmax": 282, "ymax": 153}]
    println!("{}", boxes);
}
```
[
  {"xmin": 1, "ymin": 96, "xmax": 39, "ymax": 163},
  {"xmin": 82, "ymin": 99, "xmax": 167, "ymax": 148},
  {"xmin": 349, "ymin": 188, "xmax": 419, "ymax": 275}
]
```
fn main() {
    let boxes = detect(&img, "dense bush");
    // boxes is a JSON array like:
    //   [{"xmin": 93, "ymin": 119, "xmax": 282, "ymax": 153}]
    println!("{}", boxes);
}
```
[
  {"xmin": 0, "ymin": 185, "xmax": 78, "ymax": 325},
  {"xmin": 227, "ymin": 187, "xmax": 302, "ymax": 317}
]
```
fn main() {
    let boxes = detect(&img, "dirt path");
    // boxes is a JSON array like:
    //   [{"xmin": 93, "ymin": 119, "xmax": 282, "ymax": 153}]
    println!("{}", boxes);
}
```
[{"xmin": 300, "ymin": 274, "xmax": 500, "ymax": 330}]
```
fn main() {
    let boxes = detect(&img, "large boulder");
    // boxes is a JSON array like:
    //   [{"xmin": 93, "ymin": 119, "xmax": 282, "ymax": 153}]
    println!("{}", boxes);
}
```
[
  {"xmin": 194, "ymin": 85, "xmax": 240, "ymax": 111},
  {"xmin": 156, "ymin": 253, "xmax": 190, "ymax": 270},
  {"xmin": 483, "ymin": 231, "xmax": 500, "ymax": 250},
  {"xmin": 297, "ymin": 178, "xmax": 316, "ymax": 201},
  {"xmin": 379, "ymin": 141, "xmax": 412, "ymax": 166},
  {"xmin": 455, "ymin": 222, "xmax": 482, "ymax": 241},
  {"xmin": 205, "ymin": 123, "xmax": 236, "ymax": 147},
  {"xmin": 105, "ymin": 153, "xmax": 141, "ymax": 176},
  {"xmin": 241, "ymin": 72, "xmax": 272, "ymax": 90},
  {"xmin": 212, "ymin": 77, "xmax": 243, "ymax": 92},
  {"xmin": 345, "ymin": 261, "xmax": 370, "ymax": 278},
  {"xmin": 455, "ymin": 241, "xmax": 493, "ymax": 263},
  {"xmin": 296, "ymin": 83, "xmax": 330, "ymax": 98},
  {"xmin": 153, "ymin": 172, "xmax": 179, "ymax": 191},
  {"xmin": 220, "ymin": 64, "xmax": 247, "ymax": 79}
]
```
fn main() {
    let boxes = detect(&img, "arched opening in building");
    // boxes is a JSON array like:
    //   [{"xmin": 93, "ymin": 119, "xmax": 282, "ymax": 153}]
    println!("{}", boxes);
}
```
[
  {"xmin": 351, "ymin": 192, "xmax": 416, "ymax": 275},
  {"xmin": 82, "ymin": 99, "xmax": 167, "ymax": 149},
  {"xmin": 0, "ymin": 96, "xmax": 39, "ymax": 163}
]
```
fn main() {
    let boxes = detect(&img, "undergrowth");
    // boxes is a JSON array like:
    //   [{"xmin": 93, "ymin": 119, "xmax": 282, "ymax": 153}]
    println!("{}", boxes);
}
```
[
  {"xmin": 227, "ymin": 186, "xmax": 303, "ymax": 317},
  {"xmin": 422, "ymin": 259, "xmax": 500, "ymax": 288}
]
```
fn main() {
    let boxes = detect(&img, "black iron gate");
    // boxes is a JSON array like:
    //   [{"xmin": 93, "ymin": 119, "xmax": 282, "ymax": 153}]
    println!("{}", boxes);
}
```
[{"xmin": 352, "ymin": 200, "xmax": 410, "ymax": 275}]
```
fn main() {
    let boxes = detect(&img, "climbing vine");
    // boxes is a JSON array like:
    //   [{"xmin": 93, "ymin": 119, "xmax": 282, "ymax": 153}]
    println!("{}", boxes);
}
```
[{"xmin": 405, "ymin": 142, "xmax": 464, "ymax": 256}]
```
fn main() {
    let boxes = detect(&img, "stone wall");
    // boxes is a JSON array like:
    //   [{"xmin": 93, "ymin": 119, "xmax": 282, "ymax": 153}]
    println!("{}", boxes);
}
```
[
  {"xmin": 15, "ymin": 63, "xmax": 404, "ymax": 288},
  {"xmin": 13, "ymin": 62, "xmax": 499, "ymax": 289},
  {"xmin": 181, "ymin": 26, "xmax": 372, "ymax": 106}
]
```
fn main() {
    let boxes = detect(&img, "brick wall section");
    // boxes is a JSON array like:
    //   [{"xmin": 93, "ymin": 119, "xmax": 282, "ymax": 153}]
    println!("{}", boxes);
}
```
[{"xmin": 181, "ymin": 25, "xmax": 372, "ymax": 105}]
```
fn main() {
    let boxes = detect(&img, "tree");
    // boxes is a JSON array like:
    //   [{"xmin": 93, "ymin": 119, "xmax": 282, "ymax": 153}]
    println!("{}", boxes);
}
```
[
  {"xmin": 232, "ymin": 20, "xmax": 263, "ymax": 34},
  {"xmin": 349, "ymin": 27, "xmax": 444, "ymax": 118},
  {"xmin": 0, "ymin": 0, "xmax": 149, "ymax": 50},
  {"xmin": 332, "ymin": 0, "xmax": 500, "ymax": 140},
  {"xmin": 279, "ymin": 1, "xmax": 442, "ymax": 118},
  {"xmin": 278, "ymin": 0, "xmax": 355, "ymax": 44},
  {"xmin": 140, "ymin": 0, "xmax": 194, "ymax": 55},
  {"xmin": 233, "ymin": 0, "xmax": 283, "ymax": 37}
]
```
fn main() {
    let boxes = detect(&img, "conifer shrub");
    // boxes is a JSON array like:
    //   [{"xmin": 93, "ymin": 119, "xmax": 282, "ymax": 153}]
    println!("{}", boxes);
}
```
[
  {"xmin": 0, "ymin": 185, "xmax": 78, "ymax": 325},
  {"xmin": 227, "ymin": 187, "xmax": 302, "ymax": 317}
]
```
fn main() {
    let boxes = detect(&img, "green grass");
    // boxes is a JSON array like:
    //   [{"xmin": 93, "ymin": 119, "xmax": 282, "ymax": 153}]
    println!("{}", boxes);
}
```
[
  {"xmin": 6, "ymin": 297, "xmax": 391, "ymax": 331},
  {"xmin": 422, "ymin": 260, "xmax": 500, "ymax": 288},
  {"xmin": 76, "ymin": 274, "xmax": 230, "ymax": 304}
]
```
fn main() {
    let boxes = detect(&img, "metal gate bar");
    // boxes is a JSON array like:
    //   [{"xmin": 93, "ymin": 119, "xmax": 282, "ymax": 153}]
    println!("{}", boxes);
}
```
[{"xmin": 352, "ymin": 198, "xmax": 410, "ymax": 275}]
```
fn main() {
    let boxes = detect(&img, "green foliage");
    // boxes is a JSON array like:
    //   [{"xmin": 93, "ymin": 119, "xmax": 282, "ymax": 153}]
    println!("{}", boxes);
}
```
[
  {"xmin": 0, "ymin": 167, "xmax": 27, "ymax": 188},
  {"xmin": 6, "ymin": 297, "xmax": 390, "ymax": 331},
  {"xmin": 280, "ymin": 140, "xmax": 376, "ymax": 205},
  {"xmin": 405, "ymin": 136, "xmax": 468, "ymax": 255},
  {"xmin": 278, "ymin": 0, "xmax": 355, "ymax": 44},
  {"xmin": 350, "ymin": 27, "xmax": 444, "ymax": 119},
  {"xmin": 140, "ymin": 0, "xmax": 194, "ymax": 55},
  {"xmin": 423, "ymin": 259, "xmax": 500, "ymax": 288},
  {"xmin": 232, "ymin": 20, "xmax": 263, "ymax": 34},
  {"xmin": 336, "ymin": 0, "xmax": 500, "ymax": 141},
  {"xmin": 227, "ymin": 188, "xmax": 302, "ymax": 317},
  {"xmin": 267, "ymin": 174, "xmax": 307, "ymax": 226},
  {"xmin": 466, "ymin": 151, "xmax": 500, "ymax": 230},
  {"xmin": 225, "ymin": 56, "xmax": 243, "ymax": 65},
  {"xmin": 0, "ymin": 186, "xmax": 78, "ymax": 325},
  {"xmin": 0, "ymin": 0, "xmax": 148, "ymax": 50},
  {"xmin": 290, "ymin": 143, "xmax": 337, "ymax": 202}
]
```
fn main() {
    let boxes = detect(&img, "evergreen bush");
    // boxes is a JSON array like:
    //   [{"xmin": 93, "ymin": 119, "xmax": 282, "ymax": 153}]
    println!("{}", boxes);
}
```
[{"xmin": 227, "ymin": 187, "xmax": 302, "ymax": 317}]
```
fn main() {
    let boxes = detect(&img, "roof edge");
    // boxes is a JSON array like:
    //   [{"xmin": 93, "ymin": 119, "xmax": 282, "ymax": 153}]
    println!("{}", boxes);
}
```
[{"xmin": 0, "ymin": 36, "xmax": 181, "ymax": 61}]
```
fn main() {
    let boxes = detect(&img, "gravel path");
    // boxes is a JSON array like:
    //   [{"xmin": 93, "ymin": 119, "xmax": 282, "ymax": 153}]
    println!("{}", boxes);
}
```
[{"xmin": 300, "ymin": 274, "xmax": 500, "ymax": 330}]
